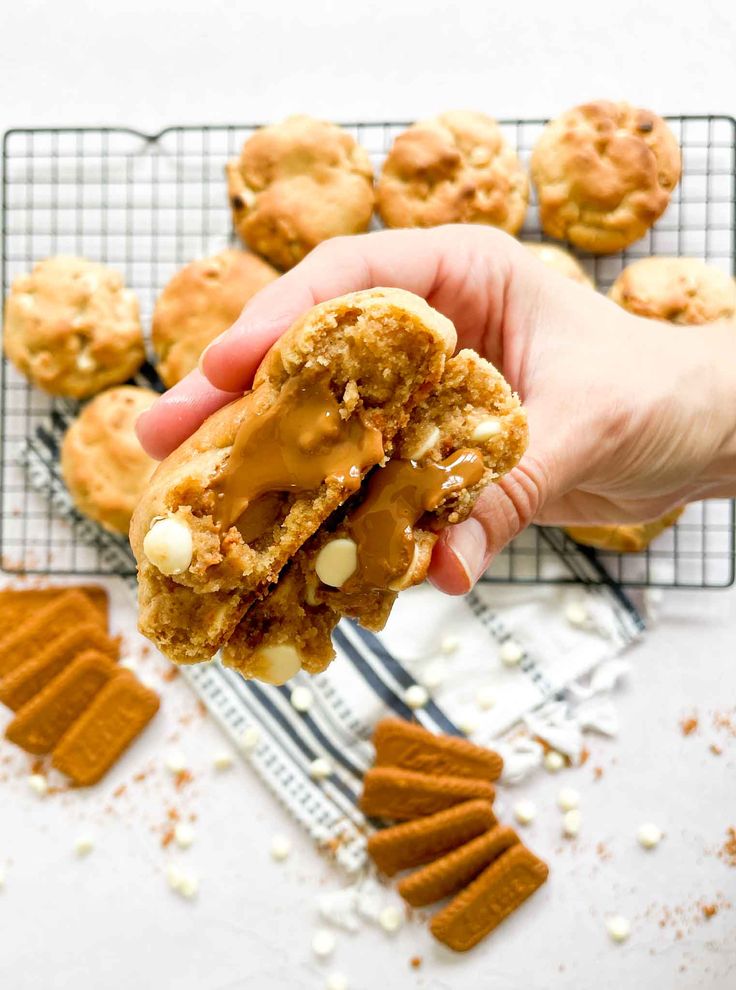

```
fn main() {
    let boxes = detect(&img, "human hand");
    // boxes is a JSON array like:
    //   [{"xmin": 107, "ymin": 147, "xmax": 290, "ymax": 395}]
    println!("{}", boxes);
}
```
[{"xmin": 137, "ymin": 225, "xmax": 736, "ymax": 594}]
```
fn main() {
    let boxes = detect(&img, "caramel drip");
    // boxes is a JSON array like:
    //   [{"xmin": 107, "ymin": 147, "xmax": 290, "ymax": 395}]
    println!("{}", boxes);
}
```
[
  {"xmin": 213, "ymin": 376, "xmax": 384, "ymax": 529},
  {"xmin": 348, "ymin": 449, "xmax": 484, "ymax": 590}
]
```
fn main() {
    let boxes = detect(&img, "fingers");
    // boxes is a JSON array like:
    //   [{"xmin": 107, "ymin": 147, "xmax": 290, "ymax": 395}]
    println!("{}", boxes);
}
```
[
  {"xmin": 428, "ymin": 456, "xmax": 550, "ymax": 594},
  {"xmin": 136, "ymin": 369, "xmax": 241, "ymax": 460},
  {"xmin": 201, "ymin": 225, "xmax": 521, "ymax": 393}
]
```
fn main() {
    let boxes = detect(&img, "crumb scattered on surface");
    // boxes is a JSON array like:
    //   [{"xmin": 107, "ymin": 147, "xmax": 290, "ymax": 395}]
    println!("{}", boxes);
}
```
[
  {"xmin": 680, "ymin": 714, "xmax": 698, "ymax": 736},
  {"xmin": 719, "ymin": 827, "xmax": 736, "ymax": 867},
  {"xmin": 593, "ymin": 766, "xmax": 604, "ymax": 781},
  {"xmin": 409, "ymin": 956, "xmax": 422, "ymax": 969}
]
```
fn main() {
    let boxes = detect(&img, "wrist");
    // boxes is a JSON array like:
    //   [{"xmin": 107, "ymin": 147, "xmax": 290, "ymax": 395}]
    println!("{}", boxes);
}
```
[{"xmin": 701, "ymin": 322, "xmax": 736, "ymax": 492}]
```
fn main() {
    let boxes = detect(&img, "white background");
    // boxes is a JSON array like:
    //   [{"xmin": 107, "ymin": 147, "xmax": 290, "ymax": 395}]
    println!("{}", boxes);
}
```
[{"xmin": 1, "ymin": 2, "xmax": 736, "ymax": 988}]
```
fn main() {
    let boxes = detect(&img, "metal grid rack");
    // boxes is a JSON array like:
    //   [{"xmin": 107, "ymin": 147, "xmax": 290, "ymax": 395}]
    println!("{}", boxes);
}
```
[{"xmin": 1, "ymin": 116, "xmax": 735, "ymax": 587}]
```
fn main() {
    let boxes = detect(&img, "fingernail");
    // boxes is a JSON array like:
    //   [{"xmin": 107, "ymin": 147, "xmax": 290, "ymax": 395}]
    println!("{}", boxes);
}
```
[
  {"xmin": 197, "ymin": 331, "xmax": 228, "ymax": 375},
  {"xmin": 448, "ymin": 517, "xmax": 488, "ymax": 589}
]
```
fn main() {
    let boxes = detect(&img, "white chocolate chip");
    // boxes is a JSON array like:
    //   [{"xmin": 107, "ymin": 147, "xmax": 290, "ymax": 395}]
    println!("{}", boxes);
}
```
[
  {"xmin": 565, "ymin": 600, "xmax": 589, "ymax": 627},
  {"xmin": 422, "ymin": 660, "xmax": 446, "ymax": 691},
  {"xmin": 606, "ymin": 915, "xmax": 631, "ymax": 943},
  {"xmin": 562, "ymin": 808, "xmax": 581, "ymax": 837},
  {"xmin": 118, "ymin": 657, "xmax": 138, "ymax": 672},
  {"xmin": 143, "ymin": 516, "xmax": 193, "ymax": 576},
  {"xmin": 28, "ymin": 774, "xmax": 48, "ymax": 796},
  {"xmin": 469, "ymin": 146, "xmax": 492, "ymax": 166},
  {"xmin": 253, "ymin": 644, "xmax": 302, "ymax": 685},
  {"xmin": 315, "ymin": 538, "xmax": 358, "ymax": 588},
  {"xmin": 309, "ymin": 757, "xmax": 333, "ymax": 780},
  {"xmin": 78, "ymin": 272, "xmax": 99, "ymax": 295},
  {"xmin": 471, "ymin": 418, "xmax": 502, "ymax": 443},
  {"xmin": 458, "ymin": 715, "xmax": 479, "ymax": 735},
  {"xmin": 166, "ymin": 864, "xmax": 199, "ymax": 899},
  {"xmin": 174, "ymin": 823, "xmax": 195, "ymax": 849},
  {"xmin": 74, "ymin": 834, "xmax": 94, "ymax": 857},
  {"xmin": 378, "ymin": 905, "xmax": 404, "ymax": 933},
  {"xmin": 312, "ymin": 928, "xmax": 336, "ymax": 959},
  {"xmin": 637, "ymin": 823, "xmax": 663, "ymax": 849},
  {"xmin": 212, "ymin": 749, "xmax": 234, "ymax": 771},
  {"xmin": 475, "ymin": 685, "xmax": 496, "ymax": 711},
  {"xmin": 557, "ymin": 787, "xmax": 580, "ymax": 812},
  {"xmin": 439, "ymin": 634, "xmax": 459, "ymax": 655},
  {"xmin": 407, "ymin": 425, "xmax": 441, "ymax": 461},
  {"xmin": 543, "ymin": 750, "xmax": 565, "ymax": 773},
  {"xmin": 499, "ymin": 640, "xmax": 523, "ymax": 666},
  {"xmin": 270, "ymin": 834, "xmax": 292, "ymax": 862},
  {"xmin": 290, "ymin": 685, "xmax": 313, "ymax": 712},
  {"xmin": 403, "ymin": 684, "xmax": 429, "ymax": 710},
  {"xmin": 239, "ymin": 726, "xmax": 261, "ymax": 753},
  {"xmin": 15, "ymin": 293, "xmax": 34, "ymax": 313},
  {"xmin": 326, "ymin": 975, "xmax": 348, "ymax": 990},
  {"xmin": 513, "ymin": 799, "xmax": 536, "ymax": 825},
  {"xmin": 164, "ymin": 751, "xmax": 187, "ymax": 775}
]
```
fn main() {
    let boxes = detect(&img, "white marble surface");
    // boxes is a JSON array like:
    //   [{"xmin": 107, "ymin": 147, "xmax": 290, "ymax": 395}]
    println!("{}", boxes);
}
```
[{"xmin": 1, "ymin": 2, "xmax": 735, "ymax": 988}]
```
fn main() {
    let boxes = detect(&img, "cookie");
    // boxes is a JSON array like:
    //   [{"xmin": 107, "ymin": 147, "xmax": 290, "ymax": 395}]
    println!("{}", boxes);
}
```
[
  {"xmin": 530, "ymin": 102, "xmax": 681, "ymax": 253},
  {"xmin": 226, "ymin": 116, "xmax": 375, "ymax": 270},
  {"xmin": 523, "ymin": 242, "xmax": 593, "ymax": 287},
  {"xmin": 152, "ymin": 249, "xmax": 279, "ymax": 387},
  {"xmin": 222, "ymin": 348, "xmax": 526, "ymax": 679},
  {"xmin": 0, "ymin": 590, "xmax": 102, "ymax": 677},
  {"xmin": 377, "ymin": 111, "xmax": 528, "ymax": 234},
  {"xmin": 566, "ymin": 506, "xmax": 684, "ymax": 553},
  {"xmin": 609, "ymin": 257, "xmax": 736, "ymax": 324},
  {"xmin": 61, "ymin": 385, "xmax": 158, "ymax": 536},
  {"xmin": 0, "ymin": 586, "xmax": 109, "ymax": 629},
  {"xmin": 366, "ymin": 799, "xmax": 497, "ymax": 876},
  {"xmin": 398, "ymin": 824, "xmax": 519, "ymax": 907},
  {"xmin": 3, "ymin": 256, "xmax": 145, "ymax": 398},
  {"xmin": 51, "ymin": 670, "xmax": 159, "ymax": 786},
  {"xmin": 372, "ymin": 718, "xmax": 504, "ymax": 781},
  {"xmin": 359, "ymin": 766, "xmax": 495, "ymax": 820},
  {"xmin": 131, "ymin": 289, "xmax": 458, "ymax": 665},
  {"xmin": 429, "ymin": 843, "xmax": 549, "ymax": 950}
]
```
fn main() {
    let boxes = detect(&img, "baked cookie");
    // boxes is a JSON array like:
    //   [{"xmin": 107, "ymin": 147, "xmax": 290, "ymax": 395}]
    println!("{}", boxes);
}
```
[
  {"xmin": 523, "ymin": 242, "xmax": 593, "ymax": 287},
  {"xmin": 61, "ymin": 386, "xmax": 158, "ymax": 535},
  {"xmin": 530, "ymin": 102, "xmax": 681, "ymax": 253},
  {"xmin": 608, "ymin": 257, "xmax": 736, "ymax": 324},
  {"xmin": 565, "ymin": 507, "xmax": 684, "ymax": 553},
  {"xmin": 131, "ymin": 289, "xmax": 457, "ymax": 663},
  {"xmin": 226, "ymin": 116, "xmax": 375, "ymax": 270},
  {"xmin": 152, "ymin": 249, "xmax": 278, "ymax": 387},
  {"xmin": 377, "ymin": 111, "xmax": 528, "ymax": 234},
  {"xmin": 222, "ymin": 349, "xmax": 527, "ymax": 681},
  {"xmin": 3, "ymin": 256, "xmax": 145, "ymax": 398}
]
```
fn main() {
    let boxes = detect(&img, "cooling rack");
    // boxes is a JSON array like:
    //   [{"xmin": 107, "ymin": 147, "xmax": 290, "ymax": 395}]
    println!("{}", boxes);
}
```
[{"xmin": 1, "ymin": 116, "xmax": 735, "ymax": 587}]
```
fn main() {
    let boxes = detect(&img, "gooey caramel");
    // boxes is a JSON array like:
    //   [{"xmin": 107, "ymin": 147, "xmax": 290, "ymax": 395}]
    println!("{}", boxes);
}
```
[
  {"xmin": 213, "ymin": 376, "xmax": 384, "ymax": 530},
  {"xmin": 347, "ymin": 449, "xmax": 484, "ymax": 590}
]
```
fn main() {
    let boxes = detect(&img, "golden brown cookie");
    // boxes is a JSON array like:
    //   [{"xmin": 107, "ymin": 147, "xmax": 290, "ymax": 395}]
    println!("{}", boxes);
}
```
[
  {"xmin": 226, "ymin": 116, "xmax": 375, "ymax": 270},
  {"xmin": 3, "ymin": 256, "xmax": 145, "ymax": 398},
  {"xmin": 523, "ymin": 242, "xmax": 594, "ymax": 287},
  {"xmin": 151, "ymin": 249, "xmax": 279, "ymax": 387},
  {"xmin": 222, "ymin": 347, "xmax": 526, "ymax": 679},
  {"xmin": 372, "ymin": 718, "xmax": 504, "ymax": 780},
  {"xmin": 360, "ymin": 766, "xmax": 495, "ymax": 820},
  {"xmin": 530, "ymin": 102, "xmax": 681, "ymax": 253},
  {"xmin": 130, "ymin": 289, "xmax": 458, "ymax": 665},
  {"xmin": 61, "ymin": 385, "xmax": 158, "ymax": 536},
  {"xmin": 377, "ymin": 111, "xmax": 528, "ymax": 234},
  {"xmin": 608, "ymin": 257, "xmax": 736, "ymax": 324},
  {"xmin": 565, "ymin": 506, "xmax": 684, "ymax": 553}
]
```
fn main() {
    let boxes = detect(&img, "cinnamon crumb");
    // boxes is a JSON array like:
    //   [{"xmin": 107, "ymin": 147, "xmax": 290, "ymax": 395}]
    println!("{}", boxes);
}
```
[
  {"xmin": 710, "ymin": 744, "xmax": 722, "ymax": 756},
  {"xmin": 162, "ymin": 666, "xmax": 179, "ymax": 682},
  {"xmin": 161, "ymin": 827, "xmax": 175, "ymax": 848},
  {"xmin": 167, "ymin": 807, "xmax": 180, "ymax": 822},
  {"xmin": 593, "ymin": 766, "xmax": 604, "ymax": 781},
  {"xmin": 174, "ymin": 769, "xmax": 193, "ymax": 790},
  {"xmin": 113, "ymin": 784, "xmax": 126, "ymax": 798},
  {"xmin": 409, "ymin": 956, "xmax": 422, "ymax": 969},
  {"xmin": 718, "ymin": 827, "xmax": 736, "ymax": 867},
  {"xmin": 197, "ymin": 700, "xmax": 207, "ymax": 717},
  {"xmin": 579, "ymin": 746, "xmax": 590, "ymax": 766},
  {"xmin": 680, "ymin": 715, "xmax": 698, "ymax": 736},
  {"xmin": 702, "ymin": 904, "xmax": 718, "ymax": 919}
]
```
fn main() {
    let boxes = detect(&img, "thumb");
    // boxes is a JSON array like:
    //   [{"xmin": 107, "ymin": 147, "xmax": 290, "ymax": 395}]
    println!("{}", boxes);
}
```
[{"xmin": 428, "ymin": 453, "xmax": 552, "ymax": 595}]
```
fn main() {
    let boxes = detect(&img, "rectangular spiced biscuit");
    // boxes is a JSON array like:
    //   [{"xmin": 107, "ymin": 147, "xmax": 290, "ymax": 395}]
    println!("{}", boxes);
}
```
[
  {"xmin": 0, "ymin": 590, "xmax": 104, "ymax": 677},
  {"xmin": 373, "ymin": 718, "xmax": 503, "ymax": 781},
  {"xmin": 52, "ymin": 671, "xmax": 159, "ymax": 786},
  {"xmin": 0, "ymin": 625, "xmax": 119, "ymax": 711},
  {"xmin": 0, "ymin": 586, "xmax": 109, "ymax": 630},
  {"xmin": 367, "ymin": 799, "xmax": 496, "ymax": 876},
  {"xmin": 360, "ymin": 767, "xmax": 495, "ymax": 821},
  {"xmin": 430, "ymin": 844, "xmax": 549, "ymax": 951},
  {"xmin": 398, "ymin": 825, "xmax": 520, "ymax": 907},
  {"xmin": 5, "ymin": 650, "xmax": 116, "ymax": 755}
]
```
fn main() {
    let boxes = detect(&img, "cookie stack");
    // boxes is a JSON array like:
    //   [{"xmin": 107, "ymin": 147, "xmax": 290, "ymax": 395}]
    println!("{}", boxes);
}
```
[
  {"xmin": 361, "ymin": 718, "xmax": 548, "ymax": 952},
  {"xmin": 0, "ymin": 586, "xmax": 159, "ymax": 785}
]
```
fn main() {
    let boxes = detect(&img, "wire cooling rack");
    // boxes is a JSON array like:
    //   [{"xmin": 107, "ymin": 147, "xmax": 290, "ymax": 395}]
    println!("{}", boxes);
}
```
[{"xmin": 1, "ymin": 116, "xmax": 735, "ymax": 587}]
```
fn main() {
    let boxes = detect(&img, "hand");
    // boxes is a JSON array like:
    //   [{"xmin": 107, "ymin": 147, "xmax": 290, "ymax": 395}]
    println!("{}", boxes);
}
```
[{"xmin": 137, "ymin": 225, "xmax": 736, "ymax": 594}]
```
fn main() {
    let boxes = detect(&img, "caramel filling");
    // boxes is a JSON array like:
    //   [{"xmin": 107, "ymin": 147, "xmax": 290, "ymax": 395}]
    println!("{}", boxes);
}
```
[
  {"xmin": 348, "ymin": 449, "xmax": 484, "ymax": 590},
  {"xmin": 213, "ymin": 376, "xmax": 384, "ymax": 530}
]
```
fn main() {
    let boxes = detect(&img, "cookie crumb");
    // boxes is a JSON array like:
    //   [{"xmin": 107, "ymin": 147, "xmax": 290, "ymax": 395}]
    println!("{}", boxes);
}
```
[
  {"xmin": 680, "ymin": 715, "xmax": 698, "ymax": 736},
  {"xmin": 410, "ymin": 956, "xmax": 422, "ymax": 969}
]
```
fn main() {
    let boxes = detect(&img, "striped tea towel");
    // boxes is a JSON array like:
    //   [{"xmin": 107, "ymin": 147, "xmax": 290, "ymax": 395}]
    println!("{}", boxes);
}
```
[{"xmin": 18, "ymin": 391, "xmax": 643, "ymax": 872}]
